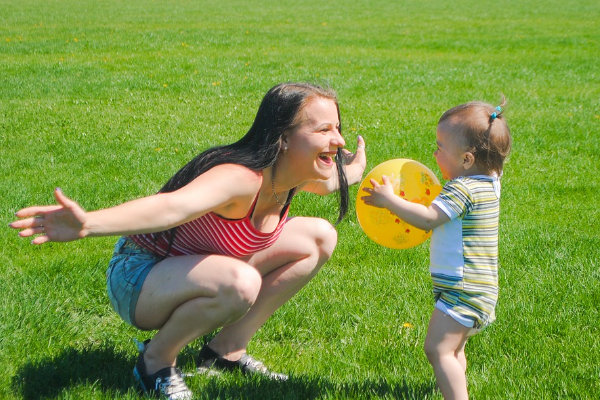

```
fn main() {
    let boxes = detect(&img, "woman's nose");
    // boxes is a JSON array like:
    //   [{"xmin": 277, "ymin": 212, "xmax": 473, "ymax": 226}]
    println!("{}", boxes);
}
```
[{"xmin": 332, "ymin": 129, "xmax": 345, "ymax": 148}]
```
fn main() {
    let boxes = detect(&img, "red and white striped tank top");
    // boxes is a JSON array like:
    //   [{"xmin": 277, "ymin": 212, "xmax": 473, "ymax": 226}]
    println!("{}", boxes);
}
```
[{"xmin": 129, "ymin": 193, "xmax": 290, "ymax": 258}]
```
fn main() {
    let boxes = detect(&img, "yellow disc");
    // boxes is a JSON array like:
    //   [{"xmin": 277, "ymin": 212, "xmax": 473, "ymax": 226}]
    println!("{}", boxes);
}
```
[{"xmin": 356, "ymin": 158, "xmax": 442, "ymax": 249}]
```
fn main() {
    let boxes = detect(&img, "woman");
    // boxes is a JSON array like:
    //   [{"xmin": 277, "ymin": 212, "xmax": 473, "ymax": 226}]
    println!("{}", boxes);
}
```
[{"xmin": 10, "ymin": 82, "xmax": 367, "ymax": 399}]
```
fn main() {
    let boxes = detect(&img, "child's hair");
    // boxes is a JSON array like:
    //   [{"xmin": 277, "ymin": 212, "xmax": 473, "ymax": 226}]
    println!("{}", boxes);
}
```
[{"xmin": 439, "ymin": 96, "xmax": 512, "ymax": 175}]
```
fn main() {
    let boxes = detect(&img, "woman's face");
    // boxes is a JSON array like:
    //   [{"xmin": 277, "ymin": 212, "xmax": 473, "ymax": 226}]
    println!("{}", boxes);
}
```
[{"xmin": 283, "ymin": 97, "xmax": 345, "ymax": 182}]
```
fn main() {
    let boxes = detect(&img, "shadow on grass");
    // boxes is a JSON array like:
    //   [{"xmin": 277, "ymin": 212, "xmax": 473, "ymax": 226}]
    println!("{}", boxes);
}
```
[
  {"xmin": 13, "ymin": 346, "xmax": 436, "ymax": 399},
  {"xmin": 196, "ymin": 377, "xmax": 437, "ymax": 400},
  {"xmin": 12, "ymin": 346, "xmax": 134, "ymax": 399}
]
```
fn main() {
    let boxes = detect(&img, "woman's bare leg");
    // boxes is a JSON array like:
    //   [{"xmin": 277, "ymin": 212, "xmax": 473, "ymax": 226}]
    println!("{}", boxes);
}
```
[
  {"xmin": 134, "ymin": 254, "xmax": 263, "ymax": 374},
  {"xmin": 207, "ymin": 217, "xmax": 337, "ymax": 360},
  {"xmin": 131, "ymin": 216, "xmax": 337, "ymax": 373}
]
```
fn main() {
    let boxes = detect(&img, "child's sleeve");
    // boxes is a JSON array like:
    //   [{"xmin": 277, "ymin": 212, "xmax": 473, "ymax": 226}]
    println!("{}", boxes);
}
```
[{"xmin": 432, "ymin": 178, "xmax": 474, "ymax": 220}]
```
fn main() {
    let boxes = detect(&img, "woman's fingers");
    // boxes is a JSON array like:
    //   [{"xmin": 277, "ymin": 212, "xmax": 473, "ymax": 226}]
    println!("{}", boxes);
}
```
[
  {"xmin": 14, "ymin": 205, "xmax": 63, "ymax": 219},
  {"xmin": 356, "ymin": 135, "xmax": 365, "ymax": 151},
  {"xmin": 16, "ymin": 225, "xmax": 45, "ymax": 238},
  {"xmin": 10, "ymin": 189, "xmax": 83, "ymax": 245},
  {"xmin": 10, "ymin": 215, "xmax": 44, "ymax": 230},
  {"xmin": 30, "ymin": 234, "xmax": 50, "ymax": 245},
  {"xmin": 54, "ymin": 187, "xmax": 75, "ymax": 210}
]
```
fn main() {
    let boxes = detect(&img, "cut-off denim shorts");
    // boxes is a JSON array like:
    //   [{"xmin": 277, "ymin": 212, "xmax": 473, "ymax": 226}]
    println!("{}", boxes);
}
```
[{"xmin": 106, "ymin": 236, "xmax": 162, "ymax": 328}]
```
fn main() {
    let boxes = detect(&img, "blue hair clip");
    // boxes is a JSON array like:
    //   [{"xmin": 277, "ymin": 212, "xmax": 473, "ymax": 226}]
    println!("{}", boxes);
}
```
[{"xmin": 491, "ymin": 106, "xmax": 502, "ymax": 120}]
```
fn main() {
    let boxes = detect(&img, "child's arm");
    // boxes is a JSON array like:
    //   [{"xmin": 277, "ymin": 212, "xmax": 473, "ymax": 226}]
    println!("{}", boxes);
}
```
[{"xmin": 360, "ymin": 175, "xmax": 450, "ymax": 231}]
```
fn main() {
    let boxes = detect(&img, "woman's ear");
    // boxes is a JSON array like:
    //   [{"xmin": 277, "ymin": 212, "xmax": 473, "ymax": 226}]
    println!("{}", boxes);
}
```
[
  {"xmin": 462, "ymin": 151, "xmax": 476, "ymax": 170},
  {"xmin": 280, "ymin": 135, "xmax": 289, "ymax": 154}
]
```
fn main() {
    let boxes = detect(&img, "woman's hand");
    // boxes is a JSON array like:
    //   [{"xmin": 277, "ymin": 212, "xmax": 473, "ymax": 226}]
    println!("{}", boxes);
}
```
[
  {"xmin": 9, "ymin": 188, "xmax": 88, "ymax": 244},
  {"xmin": 339, "ymin": 135, "xmax": 367, "ymax": 186}
]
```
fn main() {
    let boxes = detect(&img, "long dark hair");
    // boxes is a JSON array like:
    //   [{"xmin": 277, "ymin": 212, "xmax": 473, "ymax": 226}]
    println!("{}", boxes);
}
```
[{"xmin": 155, "ymin": 82, "xmax": 349, "ymax": 252}]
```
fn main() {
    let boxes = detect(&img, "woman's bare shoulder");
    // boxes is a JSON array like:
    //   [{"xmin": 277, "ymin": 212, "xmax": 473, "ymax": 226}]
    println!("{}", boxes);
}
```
[
  {"xmin": 186, "ymin": 164, "xmax": 263, "ymax": 198},
  {"xmin": 207, "ymin": 164, "xmax": 262, "ymax": 185}
]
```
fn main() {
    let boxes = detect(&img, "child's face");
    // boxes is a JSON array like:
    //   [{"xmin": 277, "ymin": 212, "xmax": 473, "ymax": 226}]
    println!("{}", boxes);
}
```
[{"xmin": 434, "ymin": 124, "xmax": 468, "ymax": 180}]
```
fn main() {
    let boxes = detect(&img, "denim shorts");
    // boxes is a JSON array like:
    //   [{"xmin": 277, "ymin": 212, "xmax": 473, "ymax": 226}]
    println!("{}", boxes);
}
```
[{"xmin": 106, "ymin": 236, "xmax": 162, "ymax": 328}]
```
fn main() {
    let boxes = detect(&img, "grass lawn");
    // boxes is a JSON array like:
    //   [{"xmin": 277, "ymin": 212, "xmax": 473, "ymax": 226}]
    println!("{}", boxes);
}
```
[{"xmin": 1, "ymin": 0, "xmax": 599, "ymax": 398}]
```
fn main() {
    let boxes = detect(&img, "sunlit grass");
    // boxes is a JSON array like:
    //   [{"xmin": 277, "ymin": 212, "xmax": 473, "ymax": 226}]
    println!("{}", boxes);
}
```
[{"xmin": 1, "ymin": 0, "xmax": 599, "ymax": 398}]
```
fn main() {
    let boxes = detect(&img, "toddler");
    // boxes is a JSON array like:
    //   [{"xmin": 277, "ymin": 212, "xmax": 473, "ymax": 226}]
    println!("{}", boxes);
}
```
[{"xmin": 361, "ymin": 99, "xmax": 512, "ymax": 399}]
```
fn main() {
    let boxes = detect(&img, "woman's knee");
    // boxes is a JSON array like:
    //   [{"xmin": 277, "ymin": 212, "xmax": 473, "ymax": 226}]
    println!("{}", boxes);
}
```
[
  {"xmin": 307, "ymin": 218, "xmax": 338, "ymax": 260},
  {"xmin": 220, "ymin": 265, "xmax": 262, "ymax": 314}
]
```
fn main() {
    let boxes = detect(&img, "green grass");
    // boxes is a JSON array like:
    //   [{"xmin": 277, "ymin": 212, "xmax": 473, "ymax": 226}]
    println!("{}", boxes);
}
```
[{"xmin": 1, "ymin": 0, "xmax": 599, "ymax": 398}]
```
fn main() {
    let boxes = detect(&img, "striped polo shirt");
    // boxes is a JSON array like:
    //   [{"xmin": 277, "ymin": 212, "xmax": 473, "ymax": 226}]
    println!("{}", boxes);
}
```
[
  {"xmin": 129, "ymin": 193, "xmax": 290, "ymax": 258},
  {"xmin": 430, "ymin": 175, "xmax": 501, "ymax": 297}
]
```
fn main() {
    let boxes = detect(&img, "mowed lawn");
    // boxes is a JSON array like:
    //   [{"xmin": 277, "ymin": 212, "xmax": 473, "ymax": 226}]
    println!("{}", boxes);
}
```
[{"xmin": 1, "ymin": 0, "xmax": 599, "ymax": 399}]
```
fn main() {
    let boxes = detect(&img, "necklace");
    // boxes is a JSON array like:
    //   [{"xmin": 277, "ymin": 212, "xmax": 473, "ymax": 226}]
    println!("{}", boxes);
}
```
[{"xmin": 271, "ymin": 178, "xmax": 287, "ymax": 206}]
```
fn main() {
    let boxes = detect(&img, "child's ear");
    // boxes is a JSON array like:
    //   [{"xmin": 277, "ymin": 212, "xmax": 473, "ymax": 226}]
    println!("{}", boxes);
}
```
[{"xmin": 462, "ymin": 152, "xmax": 476, "ymax": 170}]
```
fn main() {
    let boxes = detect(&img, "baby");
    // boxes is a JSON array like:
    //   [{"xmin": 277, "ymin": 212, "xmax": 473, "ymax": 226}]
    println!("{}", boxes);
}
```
[{"xmin": 361, "ymin": 99, "xmax": 512, "ymax": 399}]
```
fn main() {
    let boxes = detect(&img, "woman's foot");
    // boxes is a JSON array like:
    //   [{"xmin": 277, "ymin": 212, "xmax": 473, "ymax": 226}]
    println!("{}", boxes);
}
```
[
  {"xmin": 133, "ymin": 340, "xmax": 193, "ymax": 399},
  {"xmin": 196, "ymin": 344, "xmax": 288, "ymax": 381}
]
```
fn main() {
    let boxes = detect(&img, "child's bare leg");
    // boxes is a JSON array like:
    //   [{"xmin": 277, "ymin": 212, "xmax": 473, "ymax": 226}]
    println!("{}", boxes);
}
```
[
  {"xmin": 456, "ymin": 339, "xmax": 467, "ymax": 372},
  {"xmin": 424, "ymin": 308, "xmax": 471, "ymax": 400}
]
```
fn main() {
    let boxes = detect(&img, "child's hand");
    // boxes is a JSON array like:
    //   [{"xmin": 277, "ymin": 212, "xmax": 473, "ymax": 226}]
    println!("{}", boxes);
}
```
[{"xmin": 361, "ymin": 175, "xmax": 397, "ymax": 209}]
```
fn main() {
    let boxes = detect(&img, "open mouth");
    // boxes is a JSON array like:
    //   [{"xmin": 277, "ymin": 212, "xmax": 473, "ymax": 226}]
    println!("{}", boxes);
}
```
[{"xmin": 318, "ymin": 153, "xmax": 335, "ymax": 166}]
